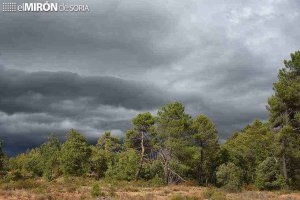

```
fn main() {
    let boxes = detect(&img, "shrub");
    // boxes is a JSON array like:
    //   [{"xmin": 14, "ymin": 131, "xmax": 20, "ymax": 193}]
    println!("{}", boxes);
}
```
[
  {"xmin": 105, "ymin": 149, "xmax": 139, "ymax": 181},
  {"xmin": 91, "ymin": 183, "xmax": 104, "ymax": 197},
  {"xmin": 39, "ymin": 135, "xmax": 61, "ymax": 180},
  {"xmin": 216, "ymin": 162, "xmax": 243, "ymax": 192},
  {"xmin": 59, "ymin": 130, "xmax": 91, "ymax": 176},
  {"xmin": 255, "ymin": 157, "xmax": 286, "ymax": 190},
  {"xmin": 140, "ymin": 159, "xmax": 163, "ymax": 181},
  {"xmin": 90, "ymin": 147, "xmax": 108, "ymax": 179},
  {"xmin": 5, "ymin": 170, "xmax": 23, "ymax": 181},
  {"xmin": 148, "ymin": 174, "xmax": 165, "ymax": 187}
]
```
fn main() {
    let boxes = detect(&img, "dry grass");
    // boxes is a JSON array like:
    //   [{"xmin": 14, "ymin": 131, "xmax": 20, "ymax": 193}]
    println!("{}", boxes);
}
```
[{"xmin": 0, "ymin": 178, "xmax": 299, "ymax": 200}]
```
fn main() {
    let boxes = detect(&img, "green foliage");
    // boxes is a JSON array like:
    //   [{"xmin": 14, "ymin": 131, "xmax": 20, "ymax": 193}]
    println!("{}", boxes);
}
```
[
  {"xmin": 126, "ymin": 112, "xmax": 155, "ymax": 179},
  {"xmin": 156, "ymin": 102, "xmax": 192, "ymax": 184},
  {"xmin": 216, "ymin": 162, "xmax": 243, "ymax": 192},
  {"xmin": 90, "ymin": 146, "xmax": 108, "ymax": 179},
  {"xmin": 147, "ymin": 174, "xmax": 165, "ymax": 187},
  {"xmin": 8, "ymin": 149, "xmax": 43, "ymax": 178},
  {"xmin": 5, "ymin": 170, "xmax": 23, "ymax": 181},
  {"xmin": 139, "ymin": 159, "xmax": 163, "ymax": 181},
  {"xmin": 59, "ymin": 130, "xmax": 91, "ymax": 176},
  {"xmin": 191, "ymin": 115, "xmax": 220, "ymax": 184},
  {"xmin": 105, "ymin": 149, "xmax": 139, "ymax": 181},
  {"xmin": 94, "ymin": 131, "xmax": 121, "ymax": 178},
  {"xmin": 125, "ymin": 112, "xmax": 156, "ymax": 153},
  {"xmin": 91, "ymin": 183, "xmax": 103, "ymax": 197},
  {"xmin": 97, "ymin": 131, "xmax": 121, "ymax": 153},
  {"xmin": 224, "ymin": 120, "xmax": 275, "ymax": 183},
  {"xmin": 7, "ymin": 136, "xmax": 60, "ymax": 180},
  {"xmin": 157, "ymin": 102, "xmax": 191, "ymax": 141},
  {"xmin": 267, "ymin": 51, "xmax": 300, "ymax": 188},
  {"xmin": 39, "ymin": 134, "xmax": 61, "ymax": 180},
  {"xmin": 132, "ymin": 112, "xmax": 155, "ymax": 132},
  {"xmin": 192, "ymin": 115, "xmax": 219, "ymax": 145},
  {"xmin": 125, "ymin": 130, "xmax": 140, "ymax": 149},
  {"xmin": 255, "ymin": 157, "xmax": 286, "ymax": 190}
]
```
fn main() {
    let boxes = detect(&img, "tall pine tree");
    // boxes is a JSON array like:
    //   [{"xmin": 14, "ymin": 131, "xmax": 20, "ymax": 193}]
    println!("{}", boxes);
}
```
[{"xmin": 267, "ymin": 51, "xmax": 300, "ymax": 188}]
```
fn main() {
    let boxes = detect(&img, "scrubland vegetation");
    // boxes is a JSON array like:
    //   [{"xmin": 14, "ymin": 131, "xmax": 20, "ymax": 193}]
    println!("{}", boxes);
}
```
[{"xmin": 0, "ymin": 51, "xmax": 299, "ymax": 199}]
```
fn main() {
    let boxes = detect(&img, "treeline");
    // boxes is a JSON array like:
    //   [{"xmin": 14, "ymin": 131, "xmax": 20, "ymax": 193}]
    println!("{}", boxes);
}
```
[{"xmin": 0, "ymin": 51, "xmax": 300, "ymax": 192}]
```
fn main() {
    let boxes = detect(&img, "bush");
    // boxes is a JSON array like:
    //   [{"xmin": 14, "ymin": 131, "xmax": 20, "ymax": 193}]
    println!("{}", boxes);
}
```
[
  {"xmin": 90, "ymin": 147, "xmax": 108, "ymax": 179},
  {"xmin": 255, "ymin": 157, "xmax": 286, "ymax": 190},
  {"xmin": 59, "ymin": 130, "xmax": 91, "ymax": 176},
  {"xmin": 91, "ymin": 183, "xmax": 104, "ymax": 197},
  {"xmin": 216, "ymin": 162, "xmax": 243, "ymax": 192},
  {"xmin": 140, "ymin": 159, "xmax": 163, "ymax": 181},
  {"xmin": 5, "ymin": 170, "xmax": 23, "ymax": 181},
  {"xmin": 148, "ymin": 174, "xmax": 165, "ymax": 187},
  {"xmin": 105, "ymin": 149, "xmax": 139, "ymax": 181}
]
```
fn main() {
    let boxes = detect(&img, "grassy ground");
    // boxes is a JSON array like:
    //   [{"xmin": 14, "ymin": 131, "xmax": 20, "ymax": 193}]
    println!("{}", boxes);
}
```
[{"xmin": 0, "ymin": 178, "xmax": 299, "ymax": 200}]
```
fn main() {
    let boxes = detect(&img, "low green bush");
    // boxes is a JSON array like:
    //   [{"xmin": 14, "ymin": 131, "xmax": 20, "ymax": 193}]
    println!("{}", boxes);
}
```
[
  {"xmin": 216, "ymin": 162, "xmax": 243, "ymax": 192},
  {"xmin": 255, "ymin": 157, "xmax": 286, "ymax": 190},
  {"xmin": 105, "ymin": 149, "xmax": 139, "ymax": 181},
  {"xmin": 147, "ymin": 174, "xmax": 165, "ymax": 187},
  {"xmin": 91, "ymin": 183, "xmax": 104, "ymax": 198}
]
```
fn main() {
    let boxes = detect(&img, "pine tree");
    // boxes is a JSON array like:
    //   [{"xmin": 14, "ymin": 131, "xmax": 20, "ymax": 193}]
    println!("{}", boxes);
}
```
[
  {"xmin": 39, "ymin": 134, "xmax": 61, "ymax": 180},
  {"xmin": 60, "ymin": 130, "xmax": 91, "ymax": 176},
  {"xmin": 192, "ymin": 115, "xmax": 220, "ymax": 185},
  {"xmin": 125, "ymin": 112, "xmax": 155, "ymax": 180},
  {"xmin": 267, "ymin": 51, "xmax": 300, "ymax": 188},
  {"xmin": 156, "ymin": 102, "xmax": 191, "ymax": 184},
  {"xmin": 224, "ymin": 120, "xmax": 275, "ymax": 183}
]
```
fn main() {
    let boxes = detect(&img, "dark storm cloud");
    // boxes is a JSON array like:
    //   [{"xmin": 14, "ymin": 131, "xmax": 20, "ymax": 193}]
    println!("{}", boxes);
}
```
[
  {"xmin": 0, "ymin": 0, "xmax": 300, "ymax": 154},
  {"xmin": 0, "ymin": 66, "xmax": 169, "ymax": 154},
  {"xmin": 0, "ymin": 66, "xmax": 168, "ymax": 114}
]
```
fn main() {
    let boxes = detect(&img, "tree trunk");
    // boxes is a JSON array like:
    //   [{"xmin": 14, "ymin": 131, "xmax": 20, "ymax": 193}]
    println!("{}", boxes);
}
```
[
  {"xmin": 135, "ymin": 131, "xmax": 145, "ymax": 180},
  {"xmin": 159, "ymin": 149, "xmax": 170, "ymax": 184},
  {"xmin": 163, "ymin": 161, "xmax": 169, "ymax": 184}
]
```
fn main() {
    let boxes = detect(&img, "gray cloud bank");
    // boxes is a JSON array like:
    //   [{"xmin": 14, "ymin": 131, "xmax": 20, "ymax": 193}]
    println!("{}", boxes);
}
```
[
  {"xmin": 0, "ymin": 0, "xmax": 300, "ymax": 154},
  {"xmin": 0, "ymin": 66, "xmax": 169, "ymax": 154}
]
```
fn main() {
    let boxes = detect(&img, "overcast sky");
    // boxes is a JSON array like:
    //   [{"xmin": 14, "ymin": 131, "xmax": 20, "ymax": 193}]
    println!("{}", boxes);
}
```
[{"xmin": 0, "ymin": 0, "xmax": 299, "ymax": 155}]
